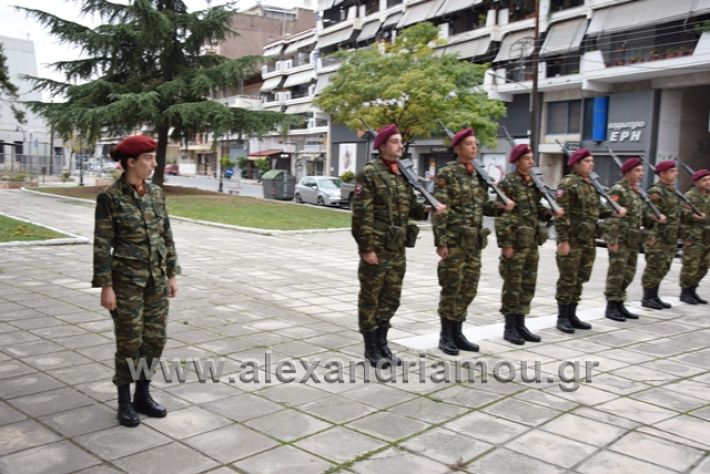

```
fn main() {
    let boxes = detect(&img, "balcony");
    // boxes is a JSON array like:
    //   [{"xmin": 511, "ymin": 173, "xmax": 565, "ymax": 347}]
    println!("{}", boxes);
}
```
[
  {"xmin": 219, "ymin": 95, "xmax": 263, "ymax": 111},
  {"xmin": 550, "ymin": 0, "xmax": 584, "ymax": 14}
]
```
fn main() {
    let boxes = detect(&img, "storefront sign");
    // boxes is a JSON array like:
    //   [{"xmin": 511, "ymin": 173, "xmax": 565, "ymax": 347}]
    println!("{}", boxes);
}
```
[{"xmin": 608, "ymin": 121, "xmax": 645, "ymax": 142}]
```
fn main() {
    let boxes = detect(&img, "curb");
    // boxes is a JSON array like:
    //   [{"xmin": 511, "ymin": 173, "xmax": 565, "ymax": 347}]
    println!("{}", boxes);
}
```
[{"xmin": 0, "ymin": 210, "xmax": 90, "ymax": 248}]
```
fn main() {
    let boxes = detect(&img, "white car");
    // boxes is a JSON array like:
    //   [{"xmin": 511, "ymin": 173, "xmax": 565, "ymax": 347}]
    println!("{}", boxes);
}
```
[{"xmin": 294, "ymin": 176, "xmax": 343, "ymax": 206}]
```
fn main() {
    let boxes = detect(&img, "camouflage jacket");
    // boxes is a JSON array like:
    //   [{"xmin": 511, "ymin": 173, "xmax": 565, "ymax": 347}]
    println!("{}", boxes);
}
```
[
  {"xmin": 351, "ymin": 159, "xmax": 429, "ymax": 254},
  {"xmin": 604, "ymin": 179, "xmax": 646, "ymax": 245},
  {"xmin": 92, "ymin": 174, "xmax": 180, "ymax": 288},
  {"xmin": 555, "ymin": 173, "xmax": 612, "ymax": 243},
  {"xmin": 680, "ymin": 187, "xmax": 710, "ymax": 242},
  {"xmin": 645, "ymin": 182, "xmax": 687, "ymax": 242},
  {"xmin": 432, "ymin": 161, "xmax": 498, "ymax": 247},
  {"xmin": 495, "ymin": 171, "xmax": 549, "ymax": 248}
]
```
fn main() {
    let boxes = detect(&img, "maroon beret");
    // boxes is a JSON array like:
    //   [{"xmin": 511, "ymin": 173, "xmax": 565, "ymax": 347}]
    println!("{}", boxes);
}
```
[
  {"xmin": 620, "ymin": 157, "xmax": 642, "ymax": 174},
  {"xmin": 113, "ymin": 135, "xmax": 156, "ymax": 160},
  {"xmin": 373, "ymin": 124, "xmax": 401, "ymax": 150},
  {"xmin": 692, "ymin": 168, "xmax": 710, "ymax": 182},
  {"xmin": 509, "ymin": 144, "xmax": 531, "ymax": 164},
  {"xmin": 567, "ymin": 148, "xmax": 591, "ymax": 167},
  {"xmin": 450, "ymin": 127, "xmax": 475, "ymax": 148},
  {"xmin": 654, "ymin": 160, "xmax": 676, "ymax": 175}
]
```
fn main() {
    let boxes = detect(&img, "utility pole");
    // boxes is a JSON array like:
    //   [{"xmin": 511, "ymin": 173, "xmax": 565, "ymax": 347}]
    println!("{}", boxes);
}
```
[{"xmin": 530, "ymin": 0, "xmax": 540, "ymax": 160}]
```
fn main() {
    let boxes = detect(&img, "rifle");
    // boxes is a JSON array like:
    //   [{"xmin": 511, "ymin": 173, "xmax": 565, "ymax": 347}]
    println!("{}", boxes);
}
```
[
  {"xmin": 436, "ymin": 120, "xmax": 513, "ymax": 207},
  {"xmin": 638, "ymin": 156, "xmax": 704, "ymax": 217},
  {"xmin": 604, "ymin": 145, "xmax": 663, "ymax": 221},
  {"xmin": 555, "ymin": 139, "xmax": 623, "ymax": 214},
  {"xmin": 676, "ymin": 159, "xmax": 696, "ymax": 177},
  {"xmin": 501, "ymin": 126, "xmax": 561, "ymax": 215},
  {"xmin": 360, "ymin": 119, "xmax": 443, "ymax": 209}
]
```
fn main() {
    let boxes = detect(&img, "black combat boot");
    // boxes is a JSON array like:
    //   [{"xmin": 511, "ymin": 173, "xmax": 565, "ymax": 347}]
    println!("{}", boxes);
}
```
[
  {"xmin": 680, "ymin": 287, "xmax": 699, "ymax": 305},
  {"xmin": 117, "ymin": 384, "xmax": 140, "ymax": 427},
  {"xmin": 133, "ymin": 380, "xmax": 167, "ymax": 418},
  {"xmin": 642, "ymin": 287, "xmax": 664, "ymax": 310},
  {"xmin": 453, "ymin": 321, "xmax": 479, "ymax": 352},
  {"xmin": 438, "ymin": 318, "xmax": 459, "ymax": 356},
  {"xmin": 618, "ymin": 302, "xmax": 639, "ymax": 319},
  {"xmin": 568, "ymin": 303, "xmax": 592, "ymax": 330},
  {"xmin": 503, "ymin": 314, "xmax": 524, "ymax": 345},
  {"xmin": 556, "ymin": 303, "xmax": 575, "ymax": 334},
  {"xmin": 376, "ymin": 325, "xmax": 402, "ymax": 366},
  {"xmin": 362, "ymin": 329, "xmax": 387, "ymax": 367},
  {"xmin": 516, "ymin": 314, "xmax": 541, "ymax": 342},
  {"xmin": 604, "ymin": 301, "xmax": 626, "ymax": 322},
  {"xmin": 655, "ymin": 288, "xmax": 672, "ymax": 309},
  {"xmin": 691, "ymin": 286, "xmax": 708, "ymax": 304}
]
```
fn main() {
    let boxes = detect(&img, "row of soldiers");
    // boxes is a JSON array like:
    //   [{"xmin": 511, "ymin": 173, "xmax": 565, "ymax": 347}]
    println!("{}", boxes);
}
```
[{"xmin": 351, "ymin": 124, "xmax": 710, "ymax": 367}]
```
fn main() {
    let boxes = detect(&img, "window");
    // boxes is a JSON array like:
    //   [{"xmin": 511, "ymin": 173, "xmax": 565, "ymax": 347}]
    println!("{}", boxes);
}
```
[
  {"xmin": 547, "ymin": 100, "xmax": 581, "ymax": 134},
  {"xmin": 387, "ymin": 0, "xmax": 403, "ymax": 7}
]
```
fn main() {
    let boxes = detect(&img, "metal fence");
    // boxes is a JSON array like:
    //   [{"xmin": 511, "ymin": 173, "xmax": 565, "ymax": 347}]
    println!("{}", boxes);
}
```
[{"xmin": 0, "ymin": 154, "xmax": 66, "ymax": 176}]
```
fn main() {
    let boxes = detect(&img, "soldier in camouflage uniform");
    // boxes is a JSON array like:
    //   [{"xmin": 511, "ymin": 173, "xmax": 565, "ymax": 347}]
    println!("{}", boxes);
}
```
[
  {"xmin": 93, "ymin": 135, "xmax": 180, "ymax": 427},
  {"xmin": 641, "ymin": 160, "xmax": 693, "ymax": 309},
  {"xmin": 496, "ymin": 144, "xmax": 562, "ymax": 345},
  {"xmin": 679, "ymin": 168, "xmax": 710, "ymax": 304},
  {"xmin": 352, "ymin": 124, "xmax": 445, "ymax": 367},
  {"xmin": 555, "ymin": 149, "xmax": 626, "ymax": 333},
  {"xmin": 603, "ymin": 158, "xmax": 664, "ymax": 321},
  {"xmin": 433, "ymin": 128, "xmax": 515, "ymax": 355}
]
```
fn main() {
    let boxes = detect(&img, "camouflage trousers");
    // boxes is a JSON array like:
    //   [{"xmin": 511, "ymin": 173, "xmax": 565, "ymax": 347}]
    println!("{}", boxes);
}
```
[
  {"xmin": 641, "ymin": 238, "xmax": 675, "ymax": 289},
  {"xmin": 358, "ymin": 249, "xmax": 406, "ymax": 332},
  {"xmin": 556, "ymin": 239, "xmax": 596, "ymax": 304},
  {"xmin": 111, "ymin": 276, "xmax": 168, "ymax": 386},
  {"xmin": 605, "ymin": 242, "xmax": 639, "ymax": 301},
  {"xmin": 680, "ymin": 240, "xmax": 710, "ymax": 288},
  {"xmin": 438, "ymin": 246, "xmax": 482, "ymax": 322},
  {"xmin": 499, "ymin": 245, "xmax": 539, "ymax": 315}
]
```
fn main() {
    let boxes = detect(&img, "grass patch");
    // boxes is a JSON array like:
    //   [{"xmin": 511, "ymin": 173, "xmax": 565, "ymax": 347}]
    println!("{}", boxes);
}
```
[
  {"xmin": 38, "ymin": 186, "xmax": 351, "ymax": 230},
  {"xmin": 0, "ymin": 215, "xmax": 64, "ymax": 242}
]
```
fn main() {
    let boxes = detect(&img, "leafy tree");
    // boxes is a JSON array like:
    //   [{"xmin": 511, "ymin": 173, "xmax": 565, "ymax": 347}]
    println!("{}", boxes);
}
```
[
  {"xmin": 315, "ymin": 22, "xmax": 505, "ymax": 147},
  {"xmin": 0, "ymin": 44, "xmax": 26, "ymax": 123},
  {"xmin": 20, "ymin": 0, "xmax": 288, "ymax": 186}
]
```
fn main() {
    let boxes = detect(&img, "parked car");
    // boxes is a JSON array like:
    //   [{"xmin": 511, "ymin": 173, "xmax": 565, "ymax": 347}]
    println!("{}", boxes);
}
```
[
  {"xmin": 294, "ymin": 176, "xmax": 343, "ymax": 206},
  {"xmin": 165, "ymin": 164, "xmax": 179, "ymax": 175}
]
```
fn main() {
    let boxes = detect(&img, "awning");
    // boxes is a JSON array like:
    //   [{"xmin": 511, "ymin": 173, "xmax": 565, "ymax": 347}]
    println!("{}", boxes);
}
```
[
  {"xmin": 436, "ymin": 0, "xmax": 482, "ymax": 17},
  {"xmin": 286, "ymin": 103, "xmax": 316, "ymax": 114},
  {"xmin": 263, "ymin": 44, "xmax": 283, "ymax": 57},
  {"xmin": 248, "ymin": 149, "xmax": 283, "ymax": 160},
  {"xmin": 382, "ymin": 11, "xmax": 403, "ymax": 28},
  {"xmin": 540, "ymin": 17, "xmax": 587, "ymax": 56},
  {"xmin": 316, "ymin": 25, "xmax": 354, "ymax": 49},
  {"xmin": 493, "ymin": 29, "xmax": 534, "ymax": 62},
  {"xmin": 357, "ymin": 19, "xmax": 381, "ymax": 42},
  {"xmin": 588, "ymin": 0, "xmax": 710, "ymax": 35},
  {"xmin": 260, "ymin": 76, "xmax": 283, "ymax": 92},
  {"xmin": 398, "ymin": 0, "xmax": 445, "ymax": 28},
  {"xmin": 283, "ymin": 69, "xmax": 316, "ymax": 88},
  {"xmin": 315, "ymin": 72, "xmax": 335, "ymax": 94},
  {"xmin": 444, "ymin": 36, "xmax": 491, "ymax": 59},
  {"xmin": 318, "ymin": 0, "xmax": 334, "ymax": 10},
  {"xmin": 284, "ymin": 35, "xmax": 316, "ymax": 55}
]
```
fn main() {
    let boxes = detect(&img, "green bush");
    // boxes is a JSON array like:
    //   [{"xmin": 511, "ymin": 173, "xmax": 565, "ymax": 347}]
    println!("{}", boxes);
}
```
[{"xmin": 339, "ymin": 170, "xmax": 355, "ymax": 183}]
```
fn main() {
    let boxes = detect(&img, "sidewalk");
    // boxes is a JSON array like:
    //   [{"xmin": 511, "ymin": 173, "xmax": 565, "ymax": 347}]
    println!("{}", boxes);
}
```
[{"xmin": 0, "ymin": 189, "xmax": 708, "ymax": 474}]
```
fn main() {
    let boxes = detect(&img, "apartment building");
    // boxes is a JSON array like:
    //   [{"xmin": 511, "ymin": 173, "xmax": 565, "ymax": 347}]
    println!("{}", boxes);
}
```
[{"xmin": 265, "ymin": 0, "xmax": 710, "ymax": 188}]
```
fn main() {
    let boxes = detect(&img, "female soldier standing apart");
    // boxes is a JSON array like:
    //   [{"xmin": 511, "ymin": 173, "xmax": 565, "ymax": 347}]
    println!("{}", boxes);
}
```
[{"xmin": 92, "ymin": 135, "xmax": 180, "ymax": 427}]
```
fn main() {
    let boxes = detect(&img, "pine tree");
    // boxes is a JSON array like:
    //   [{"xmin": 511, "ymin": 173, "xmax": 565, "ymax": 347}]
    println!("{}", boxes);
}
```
[
  {"xmin": 0, "ymin": 44, "xmax": 26, "ymax": 124},
  {"xmin": 21, "ymin": 0, "xmax": 287, "ymax": 186}
]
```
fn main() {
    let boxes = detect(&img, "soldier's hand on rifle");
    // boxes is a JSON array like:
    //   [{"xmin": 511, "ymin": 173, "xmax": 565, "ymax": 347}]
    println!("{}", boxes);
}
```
[
  {"xmin": 557, "ymin": 241, "xmax": 570, "ymax": 256},
  {"xmin": 101, "ymin": 286, "xmax": 117, "ymax": 311},
  {"xmin": 361, "ymin": 251, "xmax": 379, "ymax": 265},
  {"xmin": 437, "ymin": 245, "xmax": 449, "ymax": 260},
  {"xmin": 613, "ymin": 206, "xmax": 627, "ymax": 218},
  {"xmin": 554, "ymin": 207, "xmax": 565, "ymax": 218},
  {"xmin": 502, "ymin": 199, "xmax": 516, "ymax": 212},
  {"xmin": 608, "ymin": 243, "xmax": 620, "ymax": 253},
  {"xmin": 653, "ymin": 213, "xmax": 668, "ymax": 224},
  {"xmin": 502, "ymin": 247, "xmax": 513, "ymax": 259},
  {"xmin": 431, "ymin": 203, "xmax": 446, "ymax": 215},
  {"xmin": 693, "ymin": 212, "xmax": 707, "ymax": 221}
]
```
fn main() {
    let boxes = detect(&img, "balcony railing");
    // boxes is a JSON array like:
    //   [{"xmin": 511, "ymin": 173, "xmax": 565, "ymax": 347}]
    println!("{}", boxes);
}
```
[{"xmin": 604, "ymin": 41, "xmax": 695, "ymax": 67}]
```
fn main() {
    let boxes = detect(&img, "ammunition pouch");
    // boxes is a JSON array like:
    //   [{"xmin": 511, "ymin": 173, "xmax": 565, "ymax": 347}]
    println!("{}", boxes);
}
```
[
  {"xmin": 661, "ymin": 225, "xmax": 680, "ymax": 246},
  {"xmin": 574, "ymin": 221, "xmax": 597, "ymax": 242},
  {"xmin": 626, "ymin": 227, "xmax": 642, "ymax": 248},
  {"xmin": 385, "ymin": 225, "xmax": 406, "ymax": 251},
  {"xmin": 456, "ymin": 226, "xmax": 478, "ymax": 251},
  {"xmin": 536, "ymin": 225, "xmax": 549, "ymax": 246},
  {"xmin": 514, "ymin": 225, "xmax": 536, "ymax": 249},
  {"xmin": 405, "ymin": 223, "xmax": 420, "ymax": 248}
]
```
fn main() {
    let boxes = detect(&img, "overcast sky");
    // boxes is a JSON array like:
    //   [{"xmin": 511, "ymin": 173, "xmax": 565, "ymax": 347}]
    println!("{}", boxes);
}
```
[{"xmin": 0, "ymin": 0, "xmax": 312, "ymax": 83}]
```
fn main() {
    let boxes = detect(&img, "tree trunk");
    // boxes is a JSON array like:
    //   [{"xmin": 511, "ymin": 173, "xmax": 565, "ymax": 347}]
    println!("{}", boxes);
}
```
[{"xmin": 153, "ymin": 125, "xmax": 170, "ymax": 187}]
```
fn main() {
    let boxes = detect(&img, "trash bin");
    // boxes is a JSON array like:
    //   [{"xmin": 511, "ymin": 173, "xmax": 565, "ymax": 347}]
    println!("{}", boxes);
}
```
[{"xmin": 261, "ymin": 169, "xmax": 296, "ymax": 200}]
